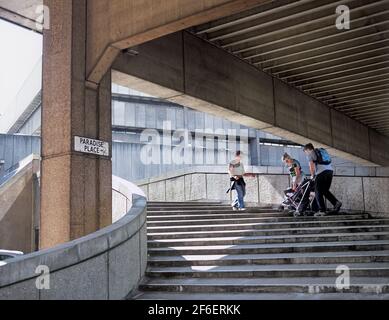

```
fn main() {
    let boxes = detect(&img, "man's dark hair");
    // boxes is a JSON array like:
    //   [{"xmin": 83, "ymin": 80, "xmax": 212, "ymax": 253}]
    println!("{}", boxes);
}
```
[
  {"xmin": 235, "ymin": 150, "xmax": 242, "ymax": 157},
  {"xmin": 303, "ymin": 143, "xmax": 315, "ymax": 151}
]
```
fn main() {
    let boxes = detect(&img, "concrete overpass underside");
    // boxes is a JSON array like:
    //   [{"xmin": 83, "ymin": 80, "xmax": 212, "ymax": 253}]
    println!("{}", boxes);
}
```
[
  {"xmin": 191, "ymin": 0, "xmax": 389, "ymax": 139},
  {"xmin": 112, "ymin": 0, "xmax": 389, "ymax": 167},
  {"xmin": 0, "ymin": 0, "xmax": 42, "ymax": 31}
]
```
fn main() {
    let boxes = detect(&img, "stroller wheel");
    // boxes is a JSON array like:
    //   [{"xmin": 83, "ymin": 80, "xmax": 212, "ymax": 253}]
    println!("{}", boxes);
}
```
[
  {"xmin": 277, "ymin": 205, "xmax": 285, "ymax": 212},
  {"xmin": 288, "ymin": 210, "xmax": 295, "ymax": 216},
  {"xmin": 293, "ymin": 211, "xmax": 302, "ymax": 218}
]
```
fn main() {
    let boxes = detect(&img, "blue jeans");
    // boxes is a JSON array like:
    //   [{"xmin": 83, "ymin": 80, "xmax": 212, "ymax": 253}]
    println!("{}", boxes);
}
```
[{"xmin": 233, "ymin": 183, "xmax": 246, "ymax": 209}]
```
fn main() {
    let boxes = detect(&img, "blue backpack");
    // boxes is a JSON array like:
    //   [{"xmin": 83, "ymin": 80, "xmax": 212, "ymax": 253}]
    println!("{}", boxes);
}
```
[{"xmin": 314, "ymin": 148, "xmax": 332, "ymax": 165}]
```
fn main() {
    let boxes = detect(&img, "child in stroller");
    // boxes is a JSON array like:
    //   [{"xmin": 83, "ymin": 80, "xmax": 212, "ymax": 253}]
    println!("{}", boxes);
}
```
[
  {"xmin": 279, "ymin": 153, "xmax": 318, "ymax": 216},
  {"xmin": 280, "ymin": 177, "xmax": 318, "ymax": 217}
]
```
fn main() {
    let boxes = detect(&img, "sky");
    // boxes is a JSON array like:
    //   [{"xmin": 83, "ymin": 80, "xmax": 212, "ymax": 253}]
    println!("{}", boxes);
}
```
[{"xmin": 0, "ymin": 19, "xmax": 42, "ymax": 116}]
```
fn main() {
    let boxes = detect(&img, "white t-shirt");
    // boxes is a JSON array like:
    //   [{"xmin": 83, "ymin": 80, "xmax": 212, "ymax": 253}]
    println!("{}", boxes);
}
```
[{"xmin": 229, "ymin": 160, "xmax": 245, "ymax": 176}]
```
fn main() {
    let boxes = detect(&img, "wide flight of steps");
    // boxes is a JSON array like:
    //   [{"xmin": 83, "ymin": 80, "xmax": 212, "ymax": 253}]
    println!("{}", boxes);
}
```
[{"xmin": 134, "ymin": 202, "xmax": 389, "ymax": 300}]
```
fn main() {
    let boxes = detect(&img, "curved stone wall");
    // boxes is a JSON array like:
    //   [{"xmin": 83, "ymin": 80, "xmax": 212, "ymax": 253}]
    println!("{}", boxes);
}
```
[
  {"xmin": 136, "ymin": 166, "xmax": 389, "ymax": 218},
  {"xmin": 0, "ymin": 176, "xmax": 147, "ymax": 300}
]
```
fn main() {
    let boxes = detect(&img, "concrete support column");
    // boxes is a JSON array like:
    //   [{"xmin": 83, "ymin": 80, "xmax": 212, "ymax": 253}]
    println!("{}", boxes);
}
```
[{"xmin": 41, "ymin": 0, "xmax": 112, "ymax": 249}]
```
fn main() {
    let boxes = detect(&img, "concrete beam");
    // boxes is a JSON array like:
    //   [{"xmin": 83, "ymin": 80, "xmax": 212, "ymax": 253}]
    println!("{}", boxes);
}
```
[
  {"xmin": 302, "ymin": 66, "xmax": 389, "ymax": 90},
  {"xmin": 112, "ymin": 31, "xmax": 389, "ymax": 166},
  {"xmin": 0, "ymin": 0, "xmax": 42, "ymax": 31},
  {"xmin": 85, "ymin": 0, "xmax": 271, "ymax": 84},
  {"xmin": 234, "ymin": 10, "xmax": 389, "ymax": 56},
  {"xmin": 245, "ymin": 30, "xmax": 389, "ymax": 62},
  {"xmin": 2, "ymin": 0, "xmax": 272, "ymax": 84},
  {"xmin": 264, "ymin": 39, "xmax": 389, "ymax": 72},
  {"xmin": 212, "ymin": 0, "xmax": 385, "ymax": 47}
]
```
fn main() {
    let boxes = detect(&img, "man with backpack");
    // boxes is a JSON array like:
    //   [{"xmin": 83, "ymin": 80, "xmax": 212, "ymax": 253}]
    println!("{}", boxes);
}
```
[{"xmin": 303, "ymin": 143, "xmax": 342, "ymax": 217}]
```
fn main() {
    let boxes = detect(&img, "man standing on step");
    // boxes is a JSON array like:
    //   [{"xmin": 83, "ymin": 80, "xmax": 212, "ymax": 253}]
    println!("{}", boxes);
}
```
[
  {"xmin": 229, "ymin": 151, "xmax": 247, "ymax": 211},
  {"xmin": 303, "ymin": 143, "xmax": 342, "ymax": 217}
]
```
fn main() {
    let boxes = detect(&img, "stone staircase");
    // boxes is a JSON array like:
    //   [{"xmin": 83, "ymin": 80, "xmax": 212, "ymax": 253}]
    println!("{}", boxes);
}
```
[{"xmin": 134, "ymin": 202, "xmax": 389, "ymax": 300}]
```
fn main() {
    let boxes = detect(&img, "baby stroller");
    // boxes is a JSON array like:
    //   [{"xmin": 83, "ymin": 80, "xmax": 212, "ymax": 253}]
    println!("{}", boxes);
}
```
[{"xmin": 279, "ymin": 177, "xmax": 318, "ymax": 217}]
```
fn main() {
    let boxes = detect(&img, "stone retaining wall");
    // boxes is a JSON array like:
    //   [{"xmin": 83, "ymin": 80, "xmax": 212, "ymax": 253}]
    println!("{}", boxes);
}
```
[
  {"xmin": 137, "ymin": 166, "xmax": 389, "ymax": 218},
  {"xmin": 0, "ymin": 177, "xmax": 147, "ymax": 300}
]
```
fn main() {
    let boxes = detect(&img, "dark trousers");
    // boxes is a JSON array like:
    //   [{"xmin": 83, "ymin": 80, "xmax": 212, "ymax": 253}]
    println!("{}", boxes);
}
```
[
  {"xmin": 315, "ymin": 170, "xmax": 339, "ymax": 211},
  {"xmin": 297, "ymin": 179, "xmax": 314, "ymax": 213}
]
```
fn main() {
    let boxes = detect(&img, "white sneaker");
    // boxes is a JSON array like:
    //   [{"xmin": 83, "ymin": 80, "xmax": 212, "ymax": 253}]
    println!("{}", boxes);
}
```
[
  {"xmin": 232, "ymin": 207, "xmax": 238, "ymax": 211},
  {"xmin": 238, "ymin": 208, "xmax": 246, "ymax": 211},
  {"xmin": 314, "ymin": 211, "xmax": 327, "ymax": 217}
]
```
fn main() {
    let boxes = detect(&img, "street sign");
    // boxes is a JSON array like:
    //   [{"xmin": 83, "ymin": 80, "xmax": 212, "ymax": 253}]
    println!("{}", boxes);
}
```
[{"xmin": 74, "ymin": 136, "xmax": 109, "ymax": 157}]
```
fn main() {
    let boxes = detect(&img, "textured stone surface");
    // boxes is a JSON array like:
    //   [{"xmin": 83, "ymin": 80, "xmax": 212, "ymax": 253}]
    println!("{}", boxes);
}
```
[
  {"xmin": 244, "ymin": 176, "xmax": 259, "ymax": 204},
  {"xmin": 0, "ymin": 165, "xmax": 35, "ymax": 253},
  {"xmin": 331, "ymin": 177, "xmax": 364, "ymax": 212},
  {"xmin": 274, "ymin": 81, "xmax": 332, "ymax": 147},
  {"xmin": 206, "ymin": 174, "xmax": 230, "ymax": 201},
  {"xmin": 40, "ymin": 155, "xmax": 71, "ymax": 248},
  {"xmin": 331, "ymin": 109, "xmax": 370, "ymax": 161},
  {"xmin": 185, "ymin": 174, "xmax": 206, "ymax": 201},
  {"xmin": 0, "ymin": 193, "xmax": 147, "ymax": 300},
  {"xmin": 112, "ymin": 191, "xmax": 127, "ymax": 223},
  {"xmin": 112, "ymin": 32, "xmax": 184, "ymax": 94},
  {"xmin": 166, "ymin": 176, "xmax": 185, "ymax": 202},
  {"xmin": 91, "ymin": 0, "xmax": 268, "ymax": 82},
  {"xmin": 108, "ymin": 236, "xmax": 140, "ymax": 300},
  {"xmin": 334, "ymin": 167, "xmax": 355, "ymax": 176},
  {"xmin": 41, "ymin": 0, "xmax": 112, "ymax": 248},
  {"xmin": 113, "ymin": 29, "xmax": 389, "ymax": 166},
  {"xmin": 355, "ymin": 167, "xmax": 377, "ymax": 177},
  {"xmin": 148, "ymin": 181, "xmax": 166, "ymax": 201},
  {"xmin": 138, "ymin": 184, "xmax": 149, "ymax": 199},
  {"xmin": 40, "ymin": 253, "xmax": 109, "ymax": 300},
  {"xmin": 109, "ymin": 216, "xmax": 139, "ymax": 249},
  {"xmin": 184, "ymin": 32, "xmax": 274, "ymax": 127},
  {"xmin": 363, "ymin": 178, "xmax": 389, "ymax": 215},
  {"xmin": 268, "ymin": 167, "xmax": 284, "ymax": 174},
  {"xmin": 0, "ymin": 279, "xmax": 38, "ymax": 300},
  {"xmin": 376, "ymin": 167, "xmax": 389, "ymax": 177},
  {"xmin": 252, "ymin": 166, "xmax": 271, "ymax": 174},
  {"xmin": 258, "ymin": 175, "xmax": 289, "ymax": 205},
  {"xmin": 369, "ymin": 129, "xmax": 389, "ymax": 166},
  {"xmin": 98, "ymin": 157, "xmax": 113, "ymax": 229}
]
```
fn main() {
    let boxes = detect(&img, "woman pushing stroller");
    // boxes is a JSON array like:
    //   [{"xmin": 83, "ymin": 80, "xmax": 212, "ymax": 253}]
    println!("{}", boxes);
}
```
[
  {"xmin": 280, "ymin": 153, "xmax": 312, "ymax": 214},
  {"xmin": 280, "ymin": 144, "xmax": 343, "ymax": 217},
  {"xmin": 282, "ymin": 153, "xmax": 305, "ymax": 193}
]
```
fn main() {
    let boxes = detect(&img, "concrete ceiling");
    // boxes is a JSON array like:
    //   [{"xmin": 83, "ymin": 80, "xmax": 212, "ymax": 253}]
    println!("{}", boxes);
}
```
[
  {"xmin": 0, "ymin": 0, "xmax": 42, "ymax": 31},
  {"xmin": 2, "ymin": 0, "xmax": 389, "ymax": 137},
  {"xmin": 191, "ymin": 0, "xmax": 389, "ymax": 137}
]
